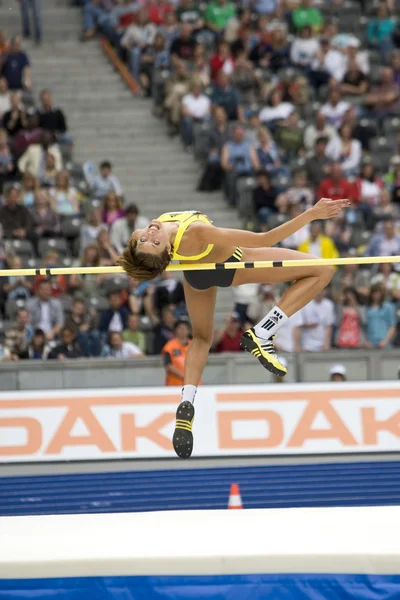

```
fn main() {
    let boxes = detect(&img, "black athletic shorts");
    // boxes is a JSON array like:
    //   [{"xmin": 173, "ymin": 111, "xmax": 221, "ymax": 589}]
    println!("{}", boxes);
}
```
[{"xmin": 183, "ymin": 247, "xmax": 242, "ymax": 290}]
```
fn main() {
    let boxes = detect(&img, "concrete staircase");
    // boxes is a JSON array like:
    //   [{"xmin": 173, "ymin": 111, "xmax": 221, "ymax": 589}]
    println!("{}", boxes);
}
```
[{"xmin": 0, "ymin": 0, "xmax": 243, "ymax": 323}]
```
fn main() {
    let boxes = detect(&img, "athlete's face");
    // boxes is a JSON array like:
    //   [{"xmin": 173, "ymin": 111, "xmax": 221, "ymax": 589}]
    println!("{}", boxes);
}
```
[{"xmin": 133, "ymin": 221, "xmax": 171, "ymax": 256}]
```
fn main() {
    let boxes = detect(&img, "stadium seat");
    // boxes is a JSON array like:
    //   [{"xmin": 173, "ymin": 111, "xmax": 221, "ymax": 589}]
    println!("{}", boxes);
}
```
[
  {"xmin": 88, "ymin": 296, "xmax": 109, "ymax": 312},
  {"xmin": 5, "ymin": 298, "xmax": 26, "ymax": 320},
  {"xmin": 369, "ymin": 137, "xmax": 394, "ymax": 172},
  {"xmin": 7, "ymin": 239, "xmax": 34, "ymax": 260},
  {"xmin": 38, "ymin": 238, "xmax": 70, "ymax": 259},
  {"xmin": 60, "ymin": 216, "xmax": 82, "ymax": 239},
  {"xmin": 102, "ymin": 275, "xmax": 130, "ymax": 296},
  {"xmin": 237, "ymin": 177, "xmax": 256, "ymax": 218}
]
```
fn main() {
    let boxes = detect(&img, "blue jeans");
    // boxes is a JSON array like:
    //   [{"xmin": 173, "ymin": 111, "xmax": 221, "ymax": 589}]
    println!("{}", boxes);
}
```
[
  {"xmin": 83, "ymin": 2, "xmax": 111, "ymax": 31},
  {"xmin": 21, "ymin": 0, "xmax": 42, "ymax": 41},
  {"xmin": 128, "ymin": 46, "xmax": 142, "ymax": 80}
]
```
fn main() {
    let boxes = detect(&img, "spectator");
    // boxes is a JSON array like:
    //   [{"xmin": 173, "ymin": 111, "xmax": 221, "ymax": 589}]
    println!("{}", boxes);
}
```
[
  {"xmin": 300, "ymin": 290, "xmax": 335, "ymax": 352},
  {"xmin": 290, "ymin": 25, "xmax": 320, "ymax": 69},
  {"xmin": 18, "ymin": 131, "xmax": 63, "ymax": 178},
  {"xmin": 102, "ymin": 191, "xmax": 124, "ymax": 227},
  {"xmin": 151, "ymin": 272, "xmax": 185, "ymax": 316},
  {"xmin": 274, "ymin": 310, "xmax": 304, "ymax": 353},
  {"xmin": 161, "ymin": 319, "xmax": 191, "ymax": 386},
  {"xmin": 148, "ymin": 0, "xmax": 173, "ymax": 27},
  {"xmin": 211, "ymin": 71, "xmax": 244, "ymax": 122},
  {"xmin": 82, "ymin": 0, "xmax": 118, "ymax": 42},
  {"xmin": 0, "ymin": 30, "xmax": 8, "ymax": 58},
  {"xmin": 97, "ymin": 228, "xmax": 119, "ymax": 265},
  {"xmin": 80, "ymin": 207, "xmax": 107, "ymax": 253},
  {"xmin": 325, "ymin": 124, "xmax": 362, "ymax": 178},
  {"xmin": 204, "ymin": 0, "xmax": 236, "ymax": 34},
  {"xmin": 181, "ymin": 80, "xmax": 211, "ymax": 149},
  {"xmin": 280, "ymin": 203, "xmax": 310, "ymax": 249},
  {"xmin": 49, "ymin": 169, "xmax": 79, "ymax": 216},
  {"xmin": 12, "ymin": 109, "xmax": 43, "ymax": 157},
  {"xmin": 304, "ymin": 112, "xmax": 336, "ymax": 152},
  {"xmin": 305, "ymin": 136, "xmax": 332, "ymax": 188},
  {"xmin": 3, "ymin": 255, "xmax": 32, "ymax": 300},
  {"xmin": 99, "ymin": 290, "xmax": 131, "ymax": 335},
  {"xmin": 64, "ymin": 297, "xmax": 101, "ymax": 357},
  {"xmin": 5, "ymin": 307, "xmax": 33, "ymax": 358},
  {"xmin": 39, "ymin": 152, "xmax": 58, "ymax": 187},
  {"xmin": 26, "ymin": 279, "xmax": 64, "ymax": 341},
  {"xmin": 367, "ymin": 2, "xmax": 396, "ymax": 63},
  {"xmin": 152, "ymin": 304, "xmax": 176, "ymax": 354},
  {"xmin": 284, "ymin": 170, "xmax": 314, "ymax": 207},
  {"xmin": 0, "ymin": 128, "xmax": 14, "ymax": 183},
  {"xmin": 335, "ymin": 287, "xmax": 366, "ymax": 349},
  {"xmin": 247, "ymin": 284, "xmax": 276, "ymax": 324},
  {"xmin": 102, "ymin": 330, "xmax": 143, "ymax": 359},
  {"xmin": 329, "ymin": 364, "xmax": 347, "ymax": 382},
  {"xmin": 190, "ymin": 43, "xmax": 211, "ymax": 87},
  {"xmin": 340, "ymin": 57, "xmax": 369, "ymax": 97},
  {"xmin": 139, "ymin": 33, "xmax": 170, "ymax": 97},
  {"xmin": 355, "ymin": 162, "xmax": 383, "ymax": 209},
  {"xmin": 274, "ymin": 110, "xmax": 304, "ymax": 161},
  {"xmin": 18, "ymin": 328, "xmax": 49, "ymax": 360},
  {"xmin": 37, "ymin": 89, "xmax": 72, "ymax": 148},
  {"xmin": 320, "ymin": 87, "xmax": 350, "ymax": 128},
  {"xmin": 298, "ymin": 220, "xmax": 339, "ymax": 260},
  {"xmin": 34, "ymin": 251, "xmax": 68, "ymax": 297},
  {"xmin": 231, "ymin": 282, "xmax": 259, "ymax": 323},
  {"xmin": 210, "ymin": 41, "xmax": 234, "ymax": 81},
  {"xmin": 373, "ymin": 188, "xmax": 400, "ymax": 225},
  {"xmin": 292, "ymin": 0, "xmax": 323, "ymax": 33},
  {"xmin": 370, "ymin": 263, "xmax": 400, "ymax": 302},
  {"xmin": 170, "ymin": 23, "xmax": 197, "ymax": 62},
  {"xmin": 213, "ymin": 312, "xmax": 243, "ymax": 352},
  {"xmin": 164, "ymin": 60, "xmax": 192, "ymax": 133},
  {"xmin": 366, "ymin": 218, "xmax": 400, "ymax": 257},
  {"xmin": 69, "ymin": 244, "xmax": 103, "ymax": 298},
  {"xmin": 0, "ymin": 78, "xmax": 11, "ymax": 121},
  {"xmin": 20, "ymin": 0, "xmax": 42, "ymax": 44},
  {"xmin": 122, "ymin": 313, "xmax": 147, "ymax": 354},
  {"xmin": 48, "ymin": 327, "xmax": 84, "ymax": 360},
  {"xmin": 0, "ymin": 183, "xmax": 33, "ymax": 242},
  {"xmin": 3, "ymin": 91, "xmax": 27, "ymax": 136},
  {"xmin": 221, "ymin": 124, "xmax": 260, "ymax": 205},
  {"xmin": 110, "ymin": 203, "xmax": 149, "ymax": 254},
  {"xmin": 259, "ymin": 88, "xmax": 295, "ymax": 127},
  {"xmin": 1, "ymin": 35, "xmax": 31, "ymax": 92},
  {"xmin": 252, "ymin": 170, "xmax": 278, "ymax": 228},
  {"xmin": 90, "ymin": 160, "xmax": 122, "ymax": 198},
  {"xmin": 121, "ymin": 8, "xmax": 157, "ymax": 81},
  {"xmin": 176, "ymin": 0, "xmax": 202, "ymax": 26},
  {"xmin": 317, "ymin": 162, "xmax": 357, "ymax": 202},
  {"xmin": 364, "ymin": 66, "xmax": 400, "ymax": 122},
  {"xmin": 21, "ymin": 172, "xmax": 38, "ymax": 207},
  {"xmin": 309, "ymin": 38, "xmax": 346, "ymax": 88},
  {"xmin": 197, "ymin": 106, "xmax": 229, "ymax": 192},
  {"xmin": 365, "ymin": 284, "xmax": 396, "ymax": 349},
  {"xmin": 30, "ymin": 189, "xmax": 60, "ymax": 238}
]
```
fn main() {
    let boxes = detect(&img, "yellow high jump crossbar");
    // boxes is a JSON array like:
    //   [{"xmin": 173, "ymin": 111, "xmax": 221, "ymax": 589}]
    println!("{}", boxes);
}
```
[{"xmin": 0, "ymin": 255, "xmax": 399, "ymax": 277}]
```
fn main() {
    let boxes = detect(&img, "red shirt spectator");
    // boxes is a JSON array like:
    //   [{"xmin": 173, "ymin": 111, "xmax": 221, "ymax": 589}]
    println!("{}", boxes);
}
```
[
  {"xmin": 317, "ymin": 163, "xmax": 358, "ymax": 203},
  {"xmin": 210, "ymin": 41, "xmax": 234, "ymax": 81},
  {"xmin": 214, "ymin": 313, "xmax": 243, "ymax": 353},
  {"xmin": 148, "ymin": 0, "xmax": 173, "ymax": 25}
]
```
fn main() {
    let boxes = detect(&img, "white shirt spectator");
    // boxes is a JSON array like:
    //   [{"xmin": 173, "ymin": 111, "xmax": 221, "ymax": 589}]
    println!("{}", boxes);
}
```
[
  {"xmin": 80, "ymin": 222, "xmax": 108, "ymax": 253},
  {"xmin": 91, "ymin": 173, "xmax": 122, "ymax": 198},
  {"xmin": 182, "ymin": 93, "xmax": 211, "ymax": 119},
  {"xmin": 232, "ymin": 283, "xmax": 259, "ymax": 306},
  {"xmin": 38, "ymin": 302, "xmax": 52, "ymax": 335},
  {"xmin": 108, "ymin": 341, "xmax": 142, "ymax": 359},
  {"xmin": 0, "ymin": 91, "xmax": 11, "ymax": 120},
  {"xmin": 325, "ymin": 136, "xmax": 362, "ymax": 174},
  {"xmin": 108, "ymin": 312, "xmax": 123, "ymax": 332},
  {"xmin": 301, "ymin": 297, "xmax": 335, "ymax": 351},
  {"xmin": 259, "ymin": 102, "xmax": 295, "ymax": 123},
  {"xmin": 359, "ymin": 179, "xmax": 381, "ymax": 206},
  {"xmin": 290, "ymin": 37, "xmax": 320, "ymax": 67},
  {"xmin": 275, "ymin": 310, "xmax": 304, "ymax": 352},
  {"xmin": 312, "ymin": 49, "xmax": 347, "ymax": 81},
  {"xmin": 281, "ymin": 223, "xmax": 310, "ymax": 249},
  {"xmin": 320, "ymin": 100, "xmax": 350, "ymax": 128},
  {"xmin": 121, "ymin": 23, "xmax": 157, "ymax": 47},
  {"xmin": 303, "ymin": 122, "xmax": 336, "ymax": 151},
  {"xmin": 110, "ymin": 214, "xmax": 149, "ymax": 254}
]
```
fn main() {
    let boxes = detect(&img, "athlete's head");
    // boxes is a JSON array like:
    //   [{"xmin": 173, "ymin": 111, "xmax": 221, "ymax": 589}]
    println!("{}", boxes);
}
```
[{"xmin": 118, "ymin": 220, "xmax": 172, "ymax": 282}]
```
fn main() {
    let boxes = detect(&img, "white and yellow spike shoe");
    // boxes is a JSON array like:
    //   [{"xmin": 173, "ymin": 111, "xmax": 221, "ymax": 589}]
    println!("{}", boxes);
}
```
[{"xmin": 240, "ymin": 328, "xmax": 287, "ymax": 377}]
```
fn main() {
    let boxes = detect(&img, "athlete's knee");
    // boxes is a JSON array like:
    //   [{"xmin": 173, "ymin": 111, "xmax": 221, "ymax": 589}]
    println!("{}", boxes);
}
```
[{"xmin": 192, "ymin": 330, "xmax": 213, "ymax": 350}]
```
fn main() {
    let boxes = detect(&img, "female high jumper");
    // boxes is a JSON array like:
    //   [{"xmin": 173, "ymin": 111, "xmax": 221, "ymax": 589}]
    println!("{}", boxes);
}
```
[{"xmin": 118, "ymin": 197, "xmax": 350, "ymax": 458}]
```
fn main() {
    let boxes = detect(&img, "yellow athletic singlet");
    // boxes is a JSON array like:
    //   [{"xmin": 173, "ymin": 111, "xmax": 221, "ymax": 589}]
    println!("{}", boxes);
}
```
[{"xmin": 157, "ymin": 211, "xmax": 214, "ymax": 261}]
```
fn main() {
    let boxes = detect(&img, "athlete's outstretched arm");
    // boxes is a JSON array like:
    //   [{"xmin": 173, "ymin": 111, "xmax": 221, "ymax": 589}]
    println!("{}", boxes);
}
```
[{"xmin": 199, "ymin": 198, "xmax": 350, "ymax": 249}]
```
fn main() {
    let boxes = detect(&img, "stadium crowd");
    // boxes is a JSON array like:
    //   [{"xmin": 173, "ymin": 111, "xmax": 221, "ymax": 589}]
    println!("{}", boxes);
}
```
[{"xmin": 0, "ymin": 0, "xmax": 400, "ymax": 384}]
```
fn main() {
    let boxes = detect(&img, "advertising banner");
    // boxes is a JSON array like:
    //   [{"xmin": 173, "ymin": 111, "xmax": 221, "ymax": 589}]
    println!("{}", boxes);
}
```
[{"xmin": 1, "ymin": 382, "xmax": 400, "ymax": 462}]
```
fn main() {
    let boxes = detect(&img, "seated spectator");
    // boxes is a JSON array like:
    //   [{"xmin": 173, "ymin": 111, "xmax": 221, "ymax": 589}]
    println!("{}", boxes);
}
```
[
  {"xmin": 102, "ymin": 191, "xmax": 124, "ymax": 227},
  {"xmin": 39, "ymin": 153, "xmax": 58, "ymax": 187},
  {"xmin": 18, "ymin": 131, "xmax": 63, "ymax": 178},
  {"xmin": 49, "ymin": 169, "xmax": 79, "ymax": 216},
  {"xmin": 148, "ymin": 0, "xmax": 173, "ymax": 26},
  {"xmin": 97, "ymin": 228, "xmax": 119, "ymax": 265},
  {"xmin": 309, "ymin": 38, "xmax": 346, "ymax": 88},
  {"xmin": 284, "ymin": 170, "xmax": 314, "ymax": 207},
  {"xmin": 69, "ymin": 244, "xmax": 103, "ymax": 298},
  {"xmin": 0, "ymin": 77, "xmax": 11, "ymax": 122},
  {"xmin": 80, "ymin": 207, "xmax": 107, "ymax": 253},
  {"xmin": 18, "ymin": 328, "xmax": 49, "ymax": 360},
  {"xmin": 64, "ymin": 297, "xmax": 101, "ymax": 357},
  {"xmin": 365, "ymin": 66, "xmax": 400, "ymax": 122},
  {"xmin": 151, "ymin": 272, "xmax": 186, "ymax": 317},
  {"xmin": 250, "ymin": 27, "xmax": 290, "ymax": 73},
  {"xmin": 12, "ymin": 109, "xmax": 43, "ymax": 157},
  {"xmin": 82, "ymin": 0, "xmax": 118, "ymax": 42},
  {"xmin": 37, "ymin": 89, "xmax": 72, "ymax": 149},
  {"xmin": 0, "ymin": 30, "xmax": 8, "ymax": 58},
  {"xmin": 280, "ymin": 203, "xmax": 309, "ymax": 249},
  {"xmin": 3, "ymin": 91, "xmax": 27, "ymax": 136},
  {"xmin": 1, "ymin": 35, "xmax": 31, "ymax": 92},
  {"xmin": 102, "ymin": 330, "xmax": 143, "ymax": 359},
  {"xmin": 30, "ymin": 189, "xmax": 60, "ymax": 238},
  {"xmin": 230, "ymin": 50, "xmax": 258, "ymax": 105},
  {"xmin": 320, "ymin": 87, "xmax": 350, "ymax": 128},
  {"xmin": 48, "ymin": 326, "xmax": 84, "ymax": 360},
  {"xmin": 247, "ymin": 283, "xmax": 276, "ymax": 324},
  {"xmin": 3, "ymin": 254, "xmax": 32, "ymax": 300},
  {"xmin": 304, "ymin": 112, "xmax": 336, "ymax": 152},
  {"xmin": 300, "ymin": 290, "xmax": 335, "ymax": 352},
  {"xmin": 121, "ymin": 9, "xmax": 157, "ymax": 81},
  {"xmin": 204, "ymin": 0, "xmax": 236, "ymax": 34},
  {"xmin": 292, "ymin": 0, "xmax": 323, "ymax": 33},
  {"xmin": 176, "ymin": 0, "xmax": 202, "ymax": 26},
  {"xmin": 151, "ymin": 304, "xmax": 176, "ymax": 354},
  {"xmin": 290, "ymin": 25, "xmax": 320, "ymax": 69},
  {"xmin": 335, "ymin": 287, "xmax": 366, "ymax": 349},
  {"xmin": 367, "ymin": 2, "xmax": 396, "ymax": 63},
  {"xmin": 256, "ymin": 126, "xmax": 288, "ymax": 180},
  {"xmin": 391, "ymin": 51, "xmax": 400, "ymax": 86},
  {"xmin": 170, "ymin": 23, "xmax": 197, "ymax": 62},
  {"xmin": 366, "ymin": 217, "xmax": 400, "ymax": 257},
  {"xmin": 159, "ymin": 11, "xmax": 179, "ymax": 47},
  {"xmin": 26, "ymin": 279, "xmax": 64, "ymax": 342},
  {"xmin": 340, "ymin": 57, "xmax": 369, "ymax": 97},
  {"xmin": 317, "ymin": 162, "xmax": 357, "ymax": 202},
  {"xmin": 210, "ymin": 41, "xmax": 234, "ymax": 81},
  {"xmin": 5, "ymin": 307, "xmax": 33, "ymax": 358},
  {"xmin": 21, "ymin": 172, "xmax": 38, "ymax": 207},
  {"xmin": 221, "ymin": 124, "xmax": 260, "ymax": 206},
  {"xmin": 110, "ymin": 203, "xmax": 149, "ymax": 254},
  {"xmin": 190, "ymin": 43, "xmax": 211, "ymax": 87},
  {"xmin": 0, "ymin": 127, "xmax": 14, "ymax": 182},
  {"xmin": 197, "ymin": 106, "xmax": 229, "ymax": 192},
  {"xmin": 99, "ymin": 290, "xmax": 130, "ymax": 335},
  {"xmin": 161, "ymin": 319, "xmax": 191, "ymax": 386},
  {"xmin": 305, "ymin": 136, "xmax": 332, "ymax": 188},
  {"xmin": 329, "ymin": 364, "xmax": 347, "ymax": 382},
  {"xmin": 298, "ymin": 220, "xmax": 339, "ymax": 260},
  {"xmin": 211, "ymin": 71, "xmax": 244, "ymax": 122},
  {"xmin": 355, "ymin": 162, "xmax": 383, "ymax": 208},
  {"xmin": 164, "ymin": 60, "xmax": 193, "ymax": 133},
  {"xmin": 122, "ymin": 313, "xmax": 147, "ymax": 354},
  {"xmin": 34, "ymin": 251, "xmax": 68, "ymax": 297},
  {"xmin": 365, "ymin": 285, "xmax": 396, "ymax": 349},
  {"xmin": 0, "ymin": 182, "xmax": 33, "ymax": 242},
  {"xmin": 213, "ymin": 312, "xmax": 243, "ymax": 352},
  {"xmin": 325, "ymin": 124, "xmax": 362, "ymax": 178},
  {"xmin": 274, "ymin": 110, "xmax": 304, "ymax": 161},
  {"xmin": 370, "ymin": 263, "xmax": 400, "ymax": 302},
  {"xmin": 373, "ymin": 188, "xmax": 400, "ymax": 225},
  {"xmin": 139, "ymin": 33, "xmax": 170, "ymax": 97},
  {"xmin": 181, "ymin": 80, "xmax": 211, "ymax": 149},
  {"xmin": 259, "ymin": 88, "xmax": 295, "ymax": 127},
  {"xmin": 90, "ymin": 160, "xmax": 122, "ymax": 198},
  {"xmin": 252, "ymin": 170, "xmax": 278, "ymax": 229}
]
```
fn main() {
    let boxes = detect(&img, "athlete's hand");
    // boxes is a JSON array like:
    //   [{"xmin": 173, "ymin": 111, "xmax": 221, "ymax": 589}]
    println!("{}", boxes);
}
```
[{"xmin": 311, "ymin": 198, "xmax": 351, "ymax": 220}]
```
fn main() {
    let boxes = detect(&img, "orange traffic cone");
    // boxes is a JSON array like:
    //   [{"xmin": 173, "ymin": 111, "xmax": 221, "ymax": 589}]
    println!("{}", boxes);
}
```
[{"xmin": 228, "ymin": 483, "xmax": 243, "ymax": 509}]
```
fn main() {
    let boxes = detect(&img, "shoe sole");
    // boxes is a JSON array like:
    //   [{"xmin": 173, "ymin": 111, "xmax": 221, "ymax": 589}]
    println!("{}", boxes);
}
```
[
  {"xmin": 240, "ymin": 334, "xmax": 287, "ymax": 377},
  {"xmin": 173, "ymin": 401, "xmax": 195, "ymax": 459}
]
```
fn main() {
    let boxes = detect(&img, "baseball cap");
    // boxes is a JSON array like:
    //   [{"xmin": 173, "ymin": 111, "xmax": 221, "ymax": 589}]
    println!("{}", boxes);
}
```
[{"xmin": 329, "ymin": 364, "xmax": 347, "ymax": 377}]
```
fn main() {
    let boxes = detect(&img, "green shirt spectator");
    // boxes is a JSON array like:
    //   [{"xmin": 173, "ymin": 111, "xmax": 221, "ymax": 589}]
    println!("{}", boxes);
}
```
[
  {"xmin": 292, "ymin": 0, "xmax": 322, "ymax": 32},
  {"xmin": 122, "ymin": 314, "xmax": 147, "ymax": 354},
  {"xmin": 204, "ymin": 0, "xmax": 236, "ymax": 31}
]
